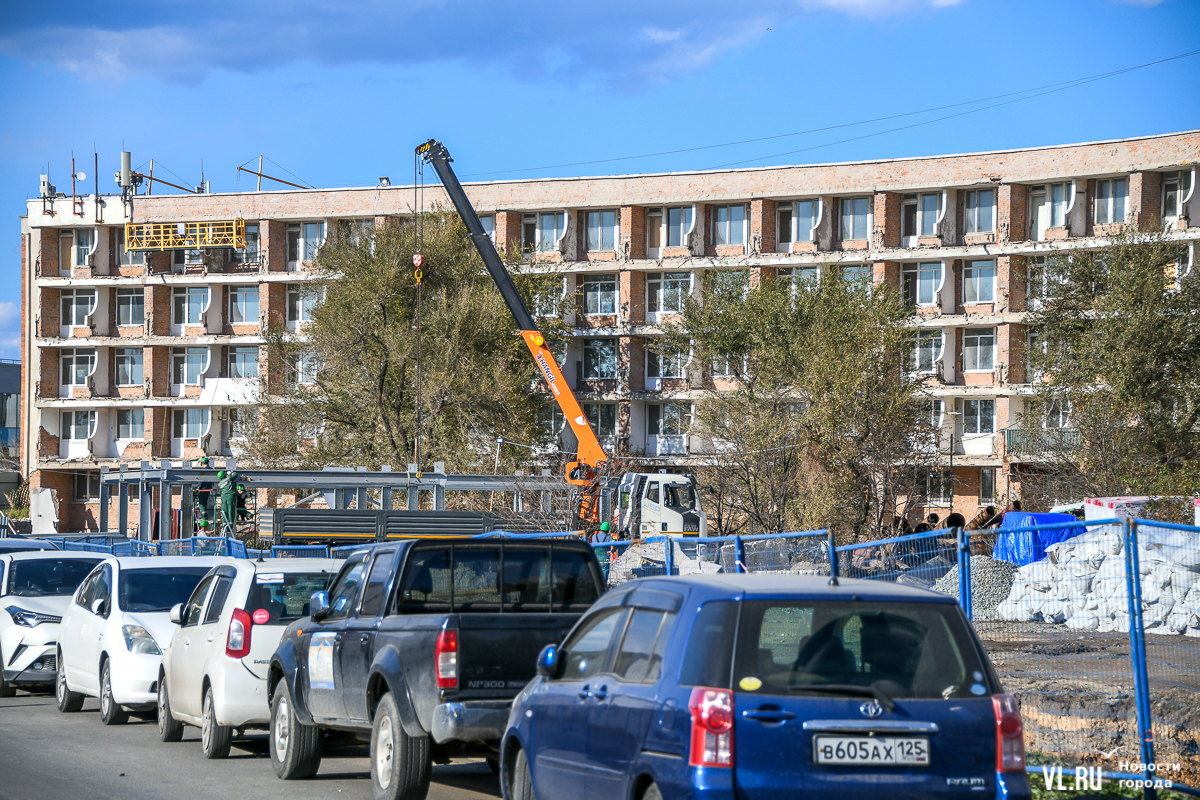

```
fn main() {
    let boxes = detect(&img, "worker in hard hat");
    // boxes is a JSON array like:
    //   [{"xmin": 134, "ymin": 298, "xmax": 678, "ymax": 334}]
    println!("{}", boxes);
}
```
[
  {"xmin": 591, "ymin": 521, "xmax": 614, "ymax": 544},
  {"xmin": 194, "ymin": 456, "xmax": 215, "ymax": 533}
]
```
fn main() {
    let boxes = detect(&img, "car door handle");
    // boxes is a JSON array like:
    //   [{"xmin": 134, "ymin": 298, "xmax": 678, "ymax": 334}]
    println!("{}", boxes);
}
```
[
  {"xmin": 743, "ymin": 709, "xmax": 797, "ymax": 722},
  {"xmin": 205, "ymin": 636, "xmax": 214, "ymax": 643},
  {"xmin": 592, "ymin": 686, "xmax": 609, "ymax": 701},
  {"xmin": 360, "ymin": 634, "xmax": 370, "ymax": 644},
  {"xmin": 578, "ymin": 685, "xmax": 592, "ymax": 700}
]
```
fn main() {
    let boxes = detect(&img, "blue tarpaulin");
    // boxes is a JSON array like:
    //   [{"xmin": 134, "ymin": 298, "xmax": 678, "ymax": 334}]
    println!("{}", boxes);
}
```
[{"xmin": 992, "ymin": 512, "xmax": 1086, "ymax": 566}]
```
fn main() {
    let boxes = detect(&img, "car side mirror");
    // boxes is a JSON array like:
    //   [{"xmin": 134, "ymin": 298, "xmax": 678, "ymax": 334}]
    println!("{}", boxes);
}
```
[
  {"xmin": 310, "ymin": 590, "xmax": 330, "ymax": 620},
  {"xmin": 536, "ymin": 644, "xmax": 561, "ymax": 679},
  {"xmin": 169, "ymin": 603, "xmax": 183, "ymax": 625},
  {"xmin": 91, "ymin": 597, "xmax": 108, "ymax": 617}
]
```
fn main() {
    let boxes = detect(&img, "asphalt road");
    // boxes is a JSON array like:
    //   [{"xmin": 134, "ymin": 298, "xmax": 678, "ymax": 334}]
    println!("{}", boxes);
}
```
[{"xmin": 0, "ymin": 688, "xmax": 502, "ymax": 800}]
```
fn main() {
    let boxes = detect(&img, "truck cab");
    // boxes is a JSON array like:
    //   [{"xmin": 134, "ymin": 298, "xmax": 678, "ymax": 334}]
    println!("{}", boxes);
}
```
[{"xmin": 614, "ymin": 473, "xmax": 706, "ymax": 537}]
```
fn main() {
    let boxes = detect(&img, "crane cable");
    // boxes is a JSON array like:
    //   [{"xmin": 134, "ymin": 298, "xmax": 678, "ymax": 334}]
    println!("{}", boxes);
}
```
[{"xmin": 412, "ymin": 152, "xmax": 426, "ymax": 474}]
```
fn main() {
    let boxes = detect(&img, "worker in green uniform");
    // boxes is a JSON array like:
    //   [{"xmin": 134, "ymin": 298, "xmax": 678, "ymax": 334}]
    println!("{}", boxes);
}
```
[
  {"xmin": 194, "ymin": 456, "xmax": 215, "ymax": 533},
  {"xmin": 235, "ymin": 483, "xmax": 252, "ymax": 522},
  {"xmin": 217, "ymin": 469, "xmax": 239, "ymax": 531}
]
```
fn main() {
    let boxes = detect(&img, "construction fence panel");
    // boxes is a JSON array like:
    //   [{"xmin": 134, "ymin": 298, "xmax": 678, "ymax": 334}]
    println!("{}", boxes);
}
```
[
  {"xmin": 834, "ymin": 528, "xmax": 956, "ymax": 587},
  {"xmin": 1133, "ymin": 518, "xmax": 1200, "ymax": 788},
  {"xmin": 272, "ymin": 545, "xmax": 332, "ymax": 559}
]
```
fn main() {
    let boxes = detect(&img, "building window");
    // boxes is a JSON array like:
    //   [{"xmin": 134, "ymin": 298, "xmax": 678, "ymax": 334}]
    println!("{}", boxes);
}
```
[
  {"xmin": 231, "ymin": 223, "xmax": 260, "ymax": 263},
  {"xmin": 582, "ymin": 339, "xmax": 617, "ymax": 379},
  {"xmin": 777, "ymin": 204, "xmax": 792, "ymax": 247},
  {"xmin": 228, "ymin": 347, "xmax": 259, "ymax": 379},
  {"xmin": 540, "ymin": 405, "xmax": 565, "ymax": 439},
  {"xmin": 586, "ymin": 210, "xmax": 617, "ymax": 252},
  {"xmin": 911, "ymin": 330, "xmax": 944, "ymax": 374},
  {"xmin": 114, "ymin": 348, "xmax": 143, "ymax": 386},
  {"xmin": 711, "ymin": 205, "xmax": 746, "ymax": 246},
  {"xmin": 172, "ymin": 408, "xmax": 210, "ymax": 439},
  {"xmin": 223, "ymin": 407, "xmax": 257, "ymax": 442},
  {"xmin": 916, "ymin": 397, "xmax": 943, "ymax": 431},
  {"xmin": 648, "ymin": 403, "xmax": 690, "ymax": 437},
  {"xmin": 1162, "ymin": 171, "xmax": 1191, "ymax": 223},
  {"xmin": 711, "ymin": 352, "xmax": 746, "ymax": 379},
  {"xmin": 74, "ymin": 229, "xmax": 93, "ymax": 267},
  {"xmin": 1029, "ymin": 183, "xmax": 1070, "ymax": 240},
  {"xmin": 1094, "ymin": 178, "xmax": 1127, "ymax": 225},
  {"xmin": 228, "ymin": 286, "xmax": 259, "ymax": 324},
  {"xmin": 61, "ymin": 410, "xmax": 97, "ymax": 441},
  {"xmin": 74, "ymin": 471, "xmax": 101, "ymax": 500},
  {"xmin": 980, "ymin": 467, "xmax": 997, "ymax": 501},
  {"xmin": 287, "ymin": 284, "xmax": 318, "ymax": 323},
  {"xmin": 839, "ymin": 197, "xmax": 870, "ymax": 241},
  {"xmin": 963, "ymin": 398, "xmax": 995, "ymax": 434},
  {"xmin": 583, "ymin": 404, "xmax": 616, "ymax": 437},
  {"xmin": 173, "ymin": 286, "xmax": 209, "ymax": 325},
  {"xmin": 171, "ymin": 347, "xmax": 209, "ymax": 386},
  {"xmin": 916, "ymin": 468, "xmax": 954, "ymax": 505},
  {"xmin": 479, "ymin": 215, "xmax": 495, "ymax": 243},
  {"xmin": 903, "ymin": 262, "xmax": 942, "ymax": 306},
  {"xmin": 963, "ymin": 189, "xmax": 995, "ymax": 234},
  {"xmin": 173, "ymin": 248, "xmax": 203, "ymax": 266},
  {"xmin": 841, "ymin": 264, "xmax": 872, "ymax": 291},
  {"xmin": 647, "ymin": 272, "xmax": 690, "ymax": 315},
  {"xmin": 60, "ymin": 348, "xmax": 97, "ymax": 386},
  {"xmin": 647, "ymin": 347, "xmax": 686, "ymax": 380},
  {"xmin": 902, "ymin": 193, "xmax": 941, "ymax": 238},
  {"xmin": 583, "ymin": 274, "xmax": 617, "ymax": 315},
  {"xmin": 527, "ymin": 212, "xmax": 564, "ymax": 253},
  {"xmin": 795, "ymin": 199, "xmax": 819, "ymax": 243},
  {"xmin": 778, "ymin": 266, "xmax": 819, "ymax": 295},
  {"xmin": 963, "ymin": 328, "xmax": 995, "ymax": 372},
  {"xmin": 116, "ymin": 408, "xmax": 144, "ymax": 440},
  {"xmin": 116, "ymin": 227, "xmax": 146, "ymax": 266},
  {"xmin": 115, "ymin": 288, "xmax": 144, "ymax": 326},
  {"xmin": 1045, "ymin": 399, "xmax": 1070, "ymax": 429},
  {"xmin": 963, "ymin": 260, "xmax": 995, "ymax": 304},
  {"xmin": 287, "ymin": 222, "xmax": 324, "ymax": 265},
  {"xmin": 290, "ymin": 352, "xmax": 318, "ymax": 385},
  {"xmin": 60, "ymin": 289, "xmax": 97, "ymax": 327},
  {"xmin": 666, "ymin": 206, "xmax": 693, "ymax": 247}
]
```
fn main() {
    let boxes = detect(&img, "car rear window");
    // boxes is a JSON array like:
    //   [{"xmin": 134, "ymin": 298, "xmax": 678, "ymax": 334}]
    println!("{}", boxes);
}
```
[
  {"xmin": 6, "ymin": 557, "xmax": 102, "ymax": 597},
  {"xmin": 247, "ymin": 571, "xmax": 335, "ymax": 623},
  {"xmin": 733, "ymin": 600, "xmax": 992, "ymax": 700},
  {"xmin": 397, "ymin": 544, "xmax": 601, "ymax": 613},
  {"xmin": 119, "ymin": 568, "xmax": 213, "ymax": 612},
  {"xmin": 679, "ymin": 600, "xmax": 738, "ymax": 687}
]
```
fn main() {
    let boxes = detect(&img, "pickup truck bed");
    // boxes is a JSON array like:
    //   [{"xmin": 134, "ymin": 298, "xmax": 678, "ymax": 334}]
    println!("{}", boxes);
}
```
[{"xmin": 268, "ymin": 538, "xmax": 604, "ymax": 799}]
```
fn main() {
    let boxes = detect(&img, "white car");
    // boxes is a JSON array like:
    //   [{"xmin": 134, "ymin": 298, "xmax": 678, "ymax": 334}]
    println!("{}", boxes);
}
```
[
  {"xmin": 1, "ymin": 551, "xmax": 104, "ymax": 696},
  {"xmin": 56, "ymin": 556, "xmax": 226, "ymax": 724},
  {"xmin": 157, "ymin": 557, "xmax": 340, "ymax": 758}
]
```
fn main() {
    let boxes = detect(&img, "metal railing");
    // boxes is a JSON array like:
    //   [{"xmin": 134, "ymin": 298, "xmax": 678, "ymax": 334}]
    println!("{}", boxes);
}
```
[{"xmin": 1004, "ymin": 426, "xmax": 1081, "ymax": 454}]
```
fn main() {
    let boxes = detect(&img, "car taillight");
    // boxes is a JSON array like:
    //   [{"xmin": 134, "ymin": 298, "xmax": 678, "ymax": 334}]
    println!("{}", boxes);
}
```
[
  {"xmin": 435, "ymin": 629, "xmax": 458, "ymax": 689},
  {"xmin": 992, "ymin": 693, "xmax": 1025, "ymax": 772},
  {"xmin": 688, "ymin": 687, "xmax": 734, "ymax": 768},
  {"xmin": 226, "ymin": 608, "xmax": 252, "ymax": 659}
]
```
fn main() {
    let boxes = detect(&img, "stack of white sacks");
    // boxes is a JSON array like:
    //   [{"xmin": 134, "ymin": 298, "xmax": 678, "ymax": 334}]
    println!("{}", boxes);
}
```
[{"xmin": 995, "ymin": 525, "xmax": 1200, "ymax": 636}]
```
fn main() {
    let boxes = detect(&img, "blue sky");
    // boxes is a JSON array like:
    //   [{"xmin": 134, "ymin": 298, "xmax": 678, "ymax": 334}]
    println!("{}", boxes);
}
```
[{"xmin": 1, "ymin": 0, "xmax": 1197, "ymax": 359}]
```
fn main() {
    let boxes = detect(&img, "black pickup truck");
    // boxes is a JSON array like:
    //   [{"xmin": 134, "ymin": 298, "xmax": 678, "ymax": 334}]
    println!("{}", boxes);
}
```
[{"xmin": 267, "ymin": 537, "xmax": 604, "ymax": 800}]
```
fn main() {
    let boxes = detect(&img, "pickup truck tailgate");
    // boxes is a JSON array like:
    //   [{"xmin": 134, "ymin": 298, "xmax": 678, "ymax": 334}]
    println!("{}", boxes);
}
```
[{"xmin": 455, "ymin": 613, "xmax": 581, "ymax": 698}]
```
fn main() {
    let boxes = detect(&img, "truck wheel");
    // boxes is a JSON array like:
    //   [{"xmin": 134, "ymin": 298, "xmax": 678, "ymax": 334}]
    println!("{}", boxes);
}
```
[
  {"xmin": 270, "ymin": 684, "xmax": 322, "ymax": 779},
  {"xmin": 371, "ymin": 693, "xmax": 431, "ymax": 800},
  {"xmin": 55, "ymin": 653, "xmax": 84, "ymax": 712},
  {"xmin": 509, "ymin": 748, "xmax": 534, "ymax": 800},
  {"xmin": 99, "ymin": 660, "xmax": 130, "ymax": 725},
  {"xmin": 157, "ymin": 676, "xmax": 184, "ymax": 742},
  {"xmin": 201, "ymin": 686, "xmax": 233, "ymax": 759}
]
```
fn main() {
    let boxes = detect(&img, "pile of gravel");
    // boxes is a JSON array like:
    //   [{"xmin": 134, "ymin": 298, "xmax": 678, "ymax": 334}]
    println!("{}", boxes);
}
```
[{"xmin": 933, "ymin": 555, "xmax": 1018, "ymax": 621}]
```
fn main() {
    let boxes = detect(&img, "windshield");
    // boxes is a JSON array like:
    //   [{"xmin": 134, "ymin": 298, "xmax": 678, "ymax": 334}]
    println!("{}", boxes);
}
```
[
  {"xmin": 6, "ymin": 558, "xmax": 102, "ymax": 597},
  {"xmin": 733, "ymin": 600, "xmax": 992, "ymax": 700},
  {"xmin": 247, "ymin": 571, "xmax": 335, "ymax": 623},
  {"xmin": 118, "ymin": 568, "xmax": 212, "ymax": 612}
]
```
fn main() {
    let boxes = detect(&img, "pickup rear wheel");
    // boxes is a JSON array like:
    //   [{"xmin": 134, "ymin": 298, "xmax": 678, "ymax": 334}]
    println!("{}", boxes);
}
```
[
  {"xmin": 371, "ymin": 693, "xmax": 431, "ymax": 800},
  {"xmin": 269, "ymin": 684, "xmax": 323, "ymax": 779},
  {"xmin": 509, "ymin": 748, "xmax": 534, "ymax": 800},
  {"xmin": 156, "ymin": 676, "xmax": 184, "ymax": 742}
]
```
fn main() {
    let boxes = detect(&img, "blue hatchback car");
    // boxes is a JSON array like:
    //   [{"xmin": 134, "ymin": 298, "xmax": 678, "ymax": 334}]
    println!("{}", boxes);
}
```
[{"xmin": 500, "ymin": 574, "xmax": 1030, "ymax": 800}]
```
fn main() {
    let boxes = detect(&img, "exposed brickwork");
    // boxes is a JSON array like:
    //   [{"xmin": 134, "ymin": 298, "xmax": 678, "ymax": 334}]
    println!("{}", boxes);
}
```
[
  {"xmin": 751, "ymin": 199, "xmax": 776, "ymax": 254},
  {"xmin": 874, "ymin": 193, "xmax": 902, "ymax": 249},
  {"xmin": 873, "ymin": 261, "xmax": 901, "ymax": 289},
  {"xmin": 38, "ymin": 350, "xmax": 58, "ymax": 398},
  {"xmin": 999, "ymin": 184, "xmax": 1028, "ymax": 243},
  {"xmin": 149, "ymin": 285, "xmax": 171, "ymax": 336},
  {"xmin": 147, "ymin": 346, "xmax": 170, "ymax": 396},
  {"xmin": 1129, "ymin": 171, "xmax": 1163, "ymax": 231},
  {"xmin": 623, "ymin": 206, "xmax": 646, "ymax": 261},
  {"xmin": 264, "ymin": 220, "xmax": 287, "ymax": 272},
  {"xmin": 38, "ymin": 287, "xmax": 59, "ymax": 338}
]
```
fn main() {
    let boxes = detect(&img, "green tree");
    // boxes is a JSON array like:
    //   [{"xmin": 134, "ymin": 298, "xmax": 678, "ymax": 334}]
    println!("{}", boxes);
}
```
[
  {"xmin": 243, "ymin": 211, "xmax": 568, "ymax": 476},
  {"xmin": 1019, "ymin": 230, "xmax": 1200, "ymax": 510}
]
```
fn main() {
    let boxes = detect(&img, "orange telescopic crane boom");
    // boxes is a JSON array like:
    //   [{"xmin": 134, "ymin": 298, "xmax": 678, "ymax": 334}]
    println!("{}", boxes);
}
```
[{"xmin": 416, "ymin": 139, "xmax": 607, "ymax": 524}]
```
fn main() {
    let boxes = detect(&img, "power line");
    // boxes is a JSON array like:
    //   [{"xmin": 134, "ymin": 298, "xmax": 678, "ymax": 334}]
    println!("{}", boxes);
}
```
[
  {"xmin": 263, "ymin": 156, "xmax": 316, "ymax": 189},
  {"xmin": 461, "ymin": 48, "xmax": 1200, "ymax": 179}
]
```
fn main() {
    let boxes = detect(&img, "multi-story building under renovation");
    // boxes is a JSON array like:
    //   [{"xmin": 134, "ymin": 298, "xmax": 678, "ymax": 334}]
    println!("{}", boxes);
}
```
[{"xmin": 18, "ymin": 130, "xmax": 1200, "ymax": 534}]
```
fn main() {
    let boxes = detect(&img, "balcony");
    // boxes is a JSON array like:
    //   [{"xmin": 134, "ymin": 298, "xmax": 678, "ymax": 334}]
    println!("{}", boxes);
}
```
[{"xmin": 1004, "ymin": 426, "xmax": 1080, "ymax": 455}]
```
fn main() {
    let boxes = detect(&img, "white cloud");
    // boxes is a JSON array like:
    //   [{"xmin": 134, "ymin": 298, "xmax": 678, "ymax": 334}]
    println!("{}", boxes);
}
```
[
  {"xmin": 0, "ymin": 336, "xmax": 20, "ymax": 361},
  {"xmin": 0, "ymin": 302, "xmax": 17, "ymax": 329}
]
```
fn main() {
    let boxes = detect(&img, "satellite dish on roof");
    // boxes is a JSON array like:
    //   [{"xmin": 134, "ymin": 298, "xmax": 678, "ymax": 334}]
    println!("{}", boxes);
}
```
[{"xmin": 75, "ymin": 172, "xmax": 87, "ymax": 181}]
